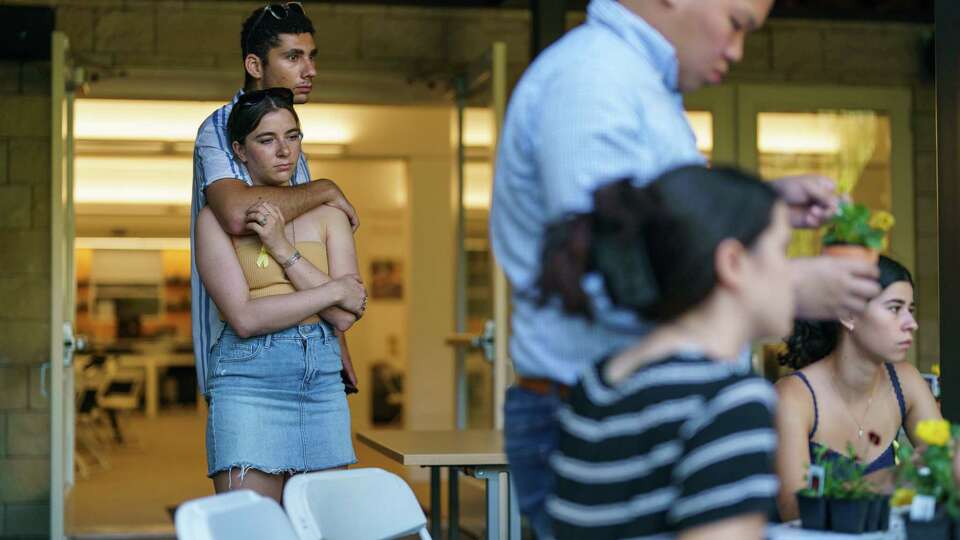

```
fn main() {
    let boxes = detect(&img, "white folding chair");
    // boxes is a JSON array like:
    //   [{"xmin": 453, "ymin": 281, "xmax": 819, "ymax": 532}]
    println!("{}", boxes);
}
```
[
  {"xmin": 96, "ymin": 361, "xmax": 145, "ymax": 446},
  {"xmin": 284, "ymin": 468, "xmax": 431, "ymax": 540},
  {"xmin": 174, "ymin": 490, "xmax": 300, "ymax": 540},
  {"xmin": 74, "ymin": 357, "xmax": 113, "ymax": 475}
]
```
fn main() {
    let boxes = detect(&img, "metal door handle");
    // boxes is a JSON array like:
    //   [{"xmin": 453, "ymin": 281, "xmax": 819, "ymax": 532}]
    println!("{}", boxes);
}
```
[
  {"xmin": 40, "ymin": 362, "xmax": 49, "ymax": 398},
  {"xmin": 444, "ymin": 320, "xmax": 495, "ymax": 363}
]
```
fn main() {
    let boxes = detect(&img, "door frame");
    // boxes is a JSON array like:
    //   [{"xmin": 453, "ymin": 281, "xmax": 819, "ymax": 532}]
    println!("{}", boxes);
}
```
[
  {"xmin": 684, "ymin": 84, "xmax": 738, "ymax": 166},
  {"xmin": 50, "ymin": 30, "xmax": 77, "ymax": 540},
  {"xmin": 489, "ymin": 42, "xmax": 509, "ymax": 431},
  {"xmin": 449, "ymin": 42, "xmax": 510, "ymax": 431}
]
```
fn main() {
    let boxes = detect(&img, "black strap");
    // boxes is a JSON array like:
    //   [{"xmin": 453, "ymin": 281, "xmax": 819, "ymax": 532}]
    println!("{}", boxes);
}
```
[
  {"xmin": 790, "ymin": 371, "xmax": 819, "ymax": 439},
  {"xmin": 884, "ymin": 363, "xmax": 908, "ymax": 427}
]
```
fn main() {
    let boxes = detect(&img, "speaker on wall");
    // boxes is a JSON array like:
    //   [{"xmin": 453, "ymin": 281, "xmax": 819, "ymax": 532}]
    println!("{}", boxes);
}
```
[{"xmin": 0, "ymin": 6, "xmax": 55, "ymax": 60}]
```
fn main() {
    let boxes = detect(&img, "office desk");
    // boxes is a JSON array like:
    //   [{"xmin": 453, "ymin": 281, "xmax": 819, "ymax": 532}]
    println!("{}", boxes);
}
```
[
  {"xmin": 357, "ymin": 430, "xmax": 519, "ymax": 540},
  {"xmin": 117, "ymin": 353, "xmax": 196, "ymax": 418}
]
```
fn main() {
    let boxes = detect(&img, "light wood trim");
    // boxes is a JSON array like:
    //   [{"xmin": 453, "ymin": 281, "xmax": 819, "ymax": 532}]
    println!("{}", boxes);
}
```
[
  {"xmin": 357, "ymin": 430, "xmax": 507, "ymax": 467},
  {"xmin": 491, "ymin": 41, "xmax": 510, "ymax": 431},
  {"xmin": 50, "ymin": 31, "xmax": 69, "ymax": 540}
]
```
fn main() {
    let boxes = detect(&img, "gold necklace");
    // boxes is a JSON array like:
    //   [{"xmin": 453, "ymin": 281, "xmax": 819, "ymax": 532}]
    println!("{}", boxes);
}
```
[{"xmin": 829, "ymin": 364, "xmax": 881, "ymax": 440}]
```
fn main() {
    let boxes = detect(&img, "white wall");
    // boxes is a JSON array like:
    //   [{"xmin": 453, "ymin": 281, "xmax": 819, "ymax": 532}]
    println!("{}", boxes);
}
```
[{"xmin": 308, "ymin": 158, "xmax": 409, "ymax": 432}]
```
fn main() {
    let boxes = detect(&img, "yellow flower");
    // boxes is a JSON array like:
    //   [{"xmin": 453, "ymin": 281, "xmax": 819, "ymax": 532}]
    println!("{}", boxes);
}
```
[
  {"xmin": 916, "ymin": 419, "xmax": 951, "ymax": 446},
  {"xmin": 891, "ymin": 488, "xmax": 916, "ymax": 507},
  {"xmin": 932, "ymin": 363, "xmax": 941, "ymax": 377},
  {"xmin": 869, "ymin": 211, "xmax": 896, "ymax": 231}
]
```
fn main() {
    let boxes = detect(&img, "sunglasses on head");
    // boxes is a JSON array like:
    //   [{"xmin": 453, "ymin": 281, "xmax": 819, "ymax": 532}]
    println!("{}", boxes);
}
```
[
  {"xmin": 236, "ymin": 87, "xmax": 295, "ymax": 108},
  {"xmin": 244, "ymin": 2, "xmax": 305, "ymax": 56}
]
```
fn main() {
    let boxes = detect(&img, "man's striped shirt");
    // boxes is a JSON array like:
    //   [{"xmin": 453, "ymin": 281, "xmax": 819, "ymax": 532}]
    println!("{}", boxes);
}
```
[{"xmin": 548, "ymin": 352, "xmax": 779, "ymax": 539}]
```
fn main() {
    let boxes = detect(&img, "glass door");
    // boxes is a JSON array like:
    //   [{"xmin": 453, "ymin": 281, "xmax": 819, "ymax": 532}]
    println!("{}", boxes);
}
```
[
  {"xmin": 447, "ymin": 42, "xmax": 509, "ymax": 432},
  {"xmin": 736, "ymin": 85, "xmax": 916, "ymax": 374}
]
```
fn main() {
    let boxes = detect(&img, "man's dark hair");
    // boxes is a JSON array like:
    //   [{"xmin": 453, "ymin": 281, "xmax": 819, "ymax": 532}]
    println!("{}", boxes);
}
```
[{"xmin": 240, "ymin": 4, "xmax": 316, "ymax": 88}]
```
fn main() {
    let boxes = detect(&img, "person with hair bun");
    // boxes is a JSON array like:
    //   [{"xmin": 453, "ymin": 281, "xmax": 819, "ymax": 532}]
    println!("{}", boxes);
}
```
[
  {"xmin": 774, "ymin": 255, "xmax": 940, "ymax": 521},
  {"xmin": 546, "ymin": 165, "xmax": 791, "ymax": 540}
]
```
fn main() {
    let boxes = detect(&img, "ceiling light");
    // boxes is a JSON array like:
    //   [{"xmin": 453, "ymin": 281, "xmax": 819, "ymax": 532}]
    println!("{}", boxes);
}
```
[
  {"xmin": 76, "ymin": 237, "xmax": 191, "ymax": 251},
  {"xmin": 302, "ymin": 143, "xmax": 347, "ymax": 157}
]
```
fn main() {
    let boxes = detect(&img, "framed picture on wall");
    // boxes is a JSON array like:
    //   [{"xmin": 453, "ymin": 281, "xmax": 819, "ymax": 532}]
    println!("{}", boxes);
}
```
[{"xmin": 370, "ymin": 259, "xmax": 403, "ymax": 299}]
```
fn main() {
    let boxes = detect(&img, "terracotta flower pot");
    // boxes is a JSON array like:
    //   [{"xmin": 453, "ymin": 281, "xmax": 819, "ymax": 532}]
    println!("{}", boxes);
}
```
[{"xmin": 822, "ymin": 244, "xmax": 879, "ymax": 264}]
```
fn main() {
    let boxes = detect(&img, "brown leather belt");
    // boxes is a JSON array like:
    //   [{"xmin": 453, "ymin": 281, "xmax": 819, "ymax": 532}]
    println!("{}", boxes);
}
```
[{"xmin": 516, "ymin": 376, "xmax": 571, "ymax": 399}]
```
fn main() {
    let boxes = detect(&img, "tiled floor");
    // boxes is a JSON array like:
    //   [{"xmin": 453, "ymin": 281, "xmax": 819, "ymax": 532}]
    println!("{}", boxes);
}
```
[{"xmin": 67, "ymin": 409, "xmax": 490, "ymax": 539}]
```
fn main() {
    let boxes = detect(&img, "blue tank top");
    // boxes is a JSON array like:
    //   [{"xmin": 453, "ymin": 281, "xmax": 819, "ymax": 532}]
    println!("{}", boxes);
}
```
[{"xmin": 790, "ymin": 363, "xmax": 906, "ymax": 475}]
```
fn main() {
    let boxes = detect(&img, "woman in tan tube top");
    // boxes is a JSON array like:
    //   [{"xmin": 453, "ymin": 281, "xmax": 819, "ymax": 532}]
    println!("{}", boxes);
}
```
[{"xmin": 195, "ymin": 88, "xmax": 365, "ymax": 503}]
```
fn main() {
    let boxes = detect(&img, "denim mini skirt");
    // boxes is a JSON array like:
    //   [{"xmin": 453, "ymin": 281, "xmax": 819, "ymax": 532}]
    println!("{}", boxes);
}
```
[{"xmin": 205, "ymin": 321, "xmax": 356, "ymax": 477}]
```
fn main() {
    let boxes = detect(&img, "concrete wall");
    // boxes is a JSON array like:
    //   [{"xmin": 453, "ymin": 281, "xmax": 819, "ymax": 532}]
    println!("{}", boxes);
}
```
[
  {"xmin": 0, "ymin": 57, "xmax": 53, "ymax": 538},
  {"xmin": 15, "ymin": 0, "xmax": 534, "ymax": 103}
]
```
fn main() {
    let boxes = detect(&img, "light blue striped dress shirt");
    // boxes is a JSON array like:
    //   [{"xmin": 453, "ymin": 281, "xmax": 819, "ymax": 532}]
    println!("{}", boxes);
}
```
[
  {"xmin": 190, "ymin": 90, "xmax": 312, "ymax": 394},
  {"xmin": 490, "ymin": 0, "xmax": 707, "ymax": 385}
]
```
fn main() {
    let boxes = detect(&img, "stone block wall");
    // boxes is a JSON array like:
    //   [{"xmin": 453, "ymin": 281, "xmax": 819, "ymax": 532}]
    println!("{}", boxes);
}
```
[
  {"xmin": 0, "ymin": 55, "xmax": 53, "ymax": 539},
  {"xmin": 4, "ymin": 1, "xmax": 535, "ymax": 100}
]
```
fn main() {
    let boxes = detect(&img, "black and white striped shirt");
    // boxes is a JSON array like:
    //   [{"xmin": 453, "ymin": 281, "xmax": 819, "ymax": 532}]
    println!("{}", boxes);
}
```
[{"xmin": 548, "ymin": 353, "xmax": 779, "ymax": 539}]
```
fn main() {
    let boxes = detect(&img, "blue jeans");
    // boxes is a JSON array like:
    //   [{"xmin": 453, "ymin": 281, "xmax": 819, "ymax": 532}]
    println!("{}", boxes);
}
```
[{"xmin": 504, "ymin": 385, "xmax": 562, "ymax": 539}]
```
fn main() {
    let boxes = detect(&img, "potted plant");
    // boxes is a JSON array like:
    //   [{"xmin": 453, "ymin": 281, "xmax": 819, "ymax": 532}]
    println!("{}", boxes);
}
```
[
  {"xmin": 860, "ymin": 431, "xmax": 893, "ymax": 532},
  {"xmin": 821, "ymin": 202, "xmax": 895, "ymax": 263},
  {"xmin": 825, "ymin": 444, "xmax": 874, "ymax": 535},
  {"xmin": 896, "ymin": 419, "xmax": 956, "ymax": 539},
  {"xmin": 796, "ymin": 445, "xmax": 829, "ymax": 530}
]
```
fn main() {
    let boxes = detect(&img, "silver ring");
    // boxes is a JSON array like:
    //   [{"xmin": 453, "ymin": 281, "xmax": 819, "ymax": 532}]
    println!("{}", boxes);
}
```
[{"xmin": 258, "ymin": 217, "xmax": 267, "ymax": 226}]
